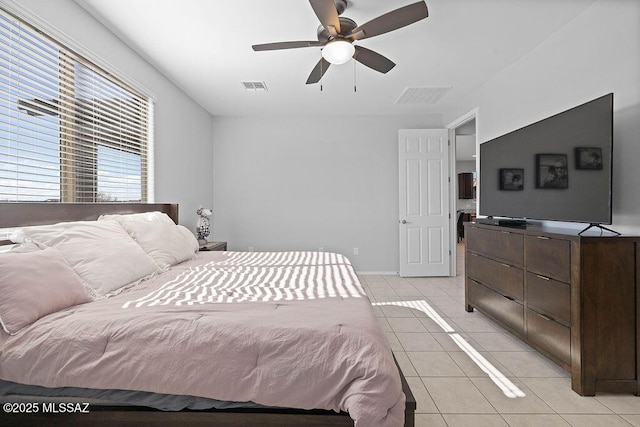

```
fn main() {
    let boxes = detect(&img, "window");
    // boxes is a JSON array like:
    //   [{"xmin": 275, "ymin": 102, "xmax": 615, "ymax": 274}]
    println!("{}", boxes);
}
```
[{"xmin": 0, "ymin": 8, "xmax": 152, "ymax": 203}]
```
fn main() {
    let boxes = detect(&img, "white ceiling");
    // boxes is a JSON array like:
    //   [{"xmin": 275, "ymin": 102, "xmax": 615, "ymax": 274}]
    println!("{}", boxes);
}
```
[{"xmin": 74, "ymin": 0, "xmax": 596, "ymax": 117}]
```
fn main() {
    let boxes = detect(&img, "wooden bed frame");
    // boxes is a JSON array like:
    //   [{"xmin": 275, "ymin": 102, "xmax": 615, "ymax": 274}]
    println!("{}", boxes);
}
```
[{"xmin": 0, "ymin": 202, "xmax": 416, "ymax": 427}]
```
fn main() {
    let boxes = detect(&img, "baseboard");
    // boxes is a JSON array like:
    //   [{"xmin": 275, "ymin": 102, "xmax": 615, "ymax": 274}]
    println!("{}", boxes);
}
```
[{"xmin": 356, "ymin": 271, "xmax": 399, "ymax": 276}]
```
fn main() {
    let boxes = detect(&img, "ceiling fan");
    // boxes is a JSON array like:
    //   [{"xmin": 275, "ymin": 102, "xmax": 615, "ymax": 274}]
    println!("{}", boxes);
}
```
[{"xmin": 252, "ymin": 0, "xmax": 429, "ymax": 84}]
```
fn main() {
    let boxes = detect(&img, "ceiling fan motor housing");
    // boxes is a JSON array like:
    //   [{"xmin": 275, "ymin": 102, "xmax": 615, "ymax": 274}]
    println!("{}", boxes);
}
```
[{"xmin": 317, "ymin": 17, "xmax": 357, "ymax": 42}]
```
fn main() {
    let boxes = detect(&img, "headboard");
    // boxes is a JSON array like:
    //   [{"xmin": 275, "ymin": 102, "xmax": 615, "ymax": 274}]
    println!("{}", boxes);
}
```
[{"xmin": 0, "ymin": 203, "xmax": 179, "ymax": 245}]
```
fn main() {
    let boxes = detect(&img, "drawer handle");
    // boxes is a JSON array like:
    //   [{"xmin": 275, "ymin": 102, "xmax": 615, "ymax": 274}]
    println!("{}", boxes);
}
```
[
  {"xmin": 503, "ymin": 295, "xmax": 515, "ymax": 301},
  {"xmin": 536, "ymin": 274, "xmax": 551, "ymax": 281},
  {"xmin": 500, "ymin": 263, "xmax": 510, "ymax": 268},
  {"xmin": 536, "ymin": 236, "xmax": 550, "ymax": 240},
  {"xmin": 537, "ymin": 313, "xmax": 553, "ymax": 322}
]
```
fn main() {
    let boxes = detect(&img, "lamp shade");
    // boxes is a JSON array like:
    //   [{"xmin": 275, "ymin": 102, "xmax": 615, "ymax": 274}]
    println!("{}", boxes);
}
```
[{"xmin": 321, "ymin": 40, "xmax": 355, "ymax": 65}]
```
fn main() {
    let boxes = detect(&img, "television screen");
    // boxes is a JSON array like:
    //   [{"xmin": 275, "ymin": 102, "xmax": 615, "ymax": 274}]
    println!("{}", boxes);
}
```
[{"xmin": 479, "ymin": 93, "xmax": 613, "ymax": 224}]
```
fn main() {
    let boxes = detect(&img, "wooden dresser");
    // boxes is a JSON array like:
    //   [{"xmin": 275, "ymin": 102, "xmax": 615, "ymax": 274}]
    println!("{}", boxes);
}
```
[{"xmin": 464, "ymin": 222, "xmax": 639, "ymax": 396}]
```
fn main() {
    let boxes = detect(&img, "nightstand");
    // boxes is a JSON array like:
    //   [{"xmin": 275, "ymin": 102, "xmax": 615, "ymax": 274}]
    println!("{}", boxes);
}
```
[{"xmin": 199, "ymin": 241, "xmax": 227, "ymax": 251}]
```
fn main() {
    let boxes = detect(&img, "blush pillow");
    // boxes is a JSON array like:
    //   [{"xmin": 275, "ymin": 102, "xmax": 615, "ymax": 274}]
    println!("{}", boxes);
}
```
[
  {"xmin": 10, "ymin": 220, "xmax": 159, "ymax": 297},
  {"xmin": 0, "ymin": 247, "xmax": 91, "ymax": 335},
  {"xmin": 99, "ymin": 212, "xmax": 197, "ymax": 270}
]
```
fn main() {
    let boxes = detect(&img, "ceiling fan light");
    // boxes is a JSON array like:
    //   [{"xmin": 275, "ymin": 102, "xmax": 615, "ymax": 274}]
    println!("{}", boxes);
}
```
[{"xmin": 322, "ymin": 40, "xmax": 355, "ymax": 65}]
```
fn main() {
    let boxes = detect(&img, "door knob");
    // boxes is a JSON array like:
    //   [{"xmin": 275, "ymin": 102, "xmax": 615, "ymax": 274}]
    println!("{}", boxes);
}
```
[{"xmin": 401, "ymin": 220, "xmax": 409, "ymax": 224}]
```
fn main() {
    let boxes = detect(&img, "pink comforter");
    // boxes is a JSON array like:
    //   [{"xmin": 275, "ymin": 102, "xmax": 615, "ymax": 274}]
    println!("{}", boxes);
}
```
[{"xmin": 0, "ymin": 251, "xmax": 404, "ymax": 427}]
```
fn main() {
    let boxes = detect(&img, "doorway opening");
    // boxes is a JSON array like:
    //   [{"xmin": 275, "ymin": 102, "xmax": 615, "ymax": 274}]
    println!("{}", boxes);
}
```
[{"xmin": 447, "ymin": 110, "xmax": 477, "ymax": 276}]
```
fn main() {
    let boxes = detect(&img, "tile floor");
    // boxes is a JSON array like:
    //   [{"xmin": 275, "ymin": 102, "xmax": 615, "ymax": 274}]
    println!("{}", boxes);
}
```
[{"xmin": 358, "ymin": 243, "xmax": 640, "ymax": 427}]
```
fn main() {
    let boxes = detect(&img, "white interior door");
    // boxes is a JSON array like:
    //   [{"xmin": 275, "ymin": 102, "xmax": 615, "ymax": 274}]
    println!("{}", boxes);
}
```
[{"xmin": 399, "ymin": 129, "xmax": 450, "ymax": 277}]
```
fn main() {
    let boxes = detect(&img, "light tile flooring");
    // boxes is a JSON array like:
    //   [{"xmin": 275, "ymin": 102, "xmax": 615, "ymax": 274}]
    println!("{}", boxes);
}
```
[{"xmin": 358, "ymin": 243, "xmax": 640, "ymax": 427}]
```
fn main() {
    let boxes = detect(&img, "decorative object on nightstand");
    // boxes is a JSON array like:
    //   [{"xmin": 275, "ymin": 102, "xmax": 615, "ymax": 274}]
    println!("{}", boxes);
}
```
[{"xmin": 196, "ymin": 207, "xmax": 212, "ymax": 245}]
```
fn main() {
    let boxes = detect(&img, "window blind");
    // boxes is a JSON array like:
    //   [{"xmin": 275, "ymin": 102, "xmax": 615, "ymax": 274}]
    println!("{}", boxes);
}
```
[{"xmin": 0, "ymin": 8, "xmax": 151, "ymax": 203}]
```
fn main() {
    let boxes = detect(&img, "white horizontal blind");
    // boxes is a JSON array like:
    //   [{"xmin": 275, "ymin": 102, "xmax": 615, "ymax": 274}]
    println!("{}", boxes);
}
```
[{"xmin": 0, "ymin": 8, "xmax": 150, "ymax": 203}]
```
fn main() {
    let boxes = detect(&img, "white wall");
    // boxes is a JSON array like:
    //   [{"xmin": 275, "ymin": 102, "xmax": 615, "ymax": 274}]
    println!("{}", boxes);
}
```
[
  {"xmin": 4, "ymin": 0, "xmax": 214, "ymax": 232},
  {"xmin": 212, "ymin": 115, "xmax": 442, "ymax": 272},
  {"xmin": 444, "ymin": 0, "xmax": 640, "ymax": 235}
]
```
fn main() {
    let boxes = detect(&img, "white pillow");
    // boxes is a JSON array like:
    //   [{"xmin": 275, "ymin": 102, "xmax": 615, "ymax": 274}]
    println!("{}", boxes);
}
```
[
  {"xmin": 177, "ymin": 225, "xmax": 199, "ymax": 253},
  {"xmin": 11, "ymin": 220, "xmax": 100, "ymax": 243},
  {"xmin": 99, "ymin": 212, "xmax": 197, "ymax": 270},
  {"xmin": 11, "ymin": 220, "xmax": 159, "ymax": 298}
]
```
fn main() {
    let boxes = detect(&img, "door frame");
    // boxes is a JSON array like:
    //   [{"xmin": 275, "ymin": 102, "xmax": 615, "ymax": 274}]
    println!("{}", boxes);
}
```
[{"xmin": 446, "ymin": 108, "xmax": 478, "ymax": 276}]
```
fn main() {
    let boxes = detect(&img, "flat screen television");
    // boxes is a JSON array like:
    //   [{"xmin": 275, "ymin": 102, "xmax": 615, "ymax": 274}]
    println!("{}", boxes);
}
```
[{"xmin": 479, "ymin": 93, "xmax": 613, "ymax": 227}]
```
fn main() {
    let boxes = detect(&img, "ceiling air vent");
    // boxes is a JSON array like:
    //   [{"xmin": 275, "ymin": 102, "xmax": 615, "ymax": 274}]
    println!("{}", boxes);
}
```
[
  {"xmin": 241, "ymin": 81, "xmax": 268, "ymax": 92},
  {"xmin": 396, "ymin": 86, "xmax": 452, "ymax": 104}
]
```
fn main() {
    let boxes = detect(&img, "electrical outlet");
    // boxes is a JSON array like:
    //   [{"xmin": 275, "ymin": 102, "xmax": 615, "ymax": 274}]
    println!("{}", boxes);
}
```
[
  {"xmin": 248, "ymin": 246, "xmax": 254, "ymax": 252},
  {"xmin": 318, "ymin": 247, "xmax": 324, "ymax": 252},
  {"xmin": 353, "ymin": 247, "xmax": 359, "ymax": 256}
]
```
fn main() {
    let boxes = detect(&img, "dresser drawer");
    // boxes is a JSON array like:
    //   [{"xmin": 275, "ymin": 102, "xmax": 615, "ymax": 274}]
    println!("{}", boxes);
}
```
[
  {"xmin": 467, "ymin": 278, "xmax": 524, "ymax": 334},
  {"xmin": 527, "ymin": 308, "xmax": 571, "ymax": 366},
  {"xmin": 466, "ymin": 226, "xmax": 524, "ymax": 267},
  {"xmin": 526, "ymin": 272, "xmax": 571, "ymax": 326},
  {"xmin": 525, "ymin": 235, "xmax": 571, "ymax": 283},
  {"xmin": 467, "ymin": 253, "xmax": 523, "ymax": 301}
]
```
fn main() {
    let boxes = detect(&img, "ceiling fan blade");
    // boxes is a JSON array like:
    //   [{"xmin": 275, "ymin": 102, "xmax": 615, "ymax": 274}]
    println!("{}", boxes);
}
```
[
  {"xmin": 309, "ymin": 0, "xmax": 341, "ymax": 35},
  {"xmin": 252, "ymin": 41, "xmax": 325, "ymax": 51},
  {"xmin": 353, "ymin": 46, "xmax": 396, "ymax": 74},
  {"xmin": 350, "ymin": 1, "xmax": 428, "ymax": 41},
  {"xmin": 306, "ymin": 58, "xmax": 331, "ymax": 84}
]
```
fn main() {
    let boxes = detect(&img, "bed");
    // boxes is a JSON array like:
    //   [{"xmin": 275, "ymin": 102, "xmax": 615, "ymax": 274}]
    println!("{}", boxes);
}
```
[{"xmin": 0, "ymin": 203, "xmax": 415, "ymax": 427}]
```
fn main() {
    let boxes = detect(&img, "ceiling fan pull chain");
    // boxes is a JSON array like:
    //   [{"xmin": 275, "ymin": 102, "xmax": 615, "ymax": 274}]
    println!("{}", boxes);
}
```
[
  {"xmin": 353, "ymin": 59, "xmax": 357, "ymax": 92},
  {"xmin": 320, "ymin": 53, "xmax": 324, "ymax": 92}
]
